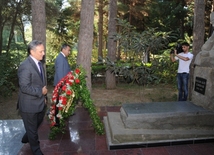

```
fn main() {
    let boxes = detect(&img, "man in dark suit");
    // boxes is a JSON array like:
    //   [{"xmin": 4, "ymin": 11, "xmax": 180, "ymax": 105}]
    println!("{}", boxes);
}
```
[
  {"xmin": 17, "ymin": 40, "xmax": 48, "ymax": 155},
  {"xmin": 53, "ymin": 44, "xmax": 71, "ymax": 86}
]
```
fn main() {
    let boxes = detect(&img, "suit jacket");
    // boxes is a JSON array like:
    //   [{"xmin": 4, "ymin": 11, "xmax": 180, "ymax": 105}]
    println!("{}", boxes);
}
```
[
  {"xmin": 17, "ymin": 56, "xmax": 46, "ymax": 113},
  {"xmin": 54, "ymin": 52, "xmax": 71, "ymax": 86}
]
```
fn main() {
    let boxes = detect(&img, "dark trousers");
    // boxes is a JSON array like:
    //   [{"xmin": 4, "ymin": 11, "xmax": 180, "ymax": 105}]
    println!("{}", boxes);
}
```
[{"xmin": 21, "ymin": 106, "xmax": 46, "ymax": 155}]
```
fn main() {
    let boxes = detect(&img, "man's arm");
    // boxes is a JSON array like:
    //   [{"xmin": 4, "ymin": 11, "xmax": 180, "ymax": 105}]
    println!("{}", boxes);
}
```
[
  {"xmin": 170, "ymin": 50, "xmax": 190, "ymax": 62},
  {"xmin": 174, "ymin": 54, "xmax": 190, "ymax": 61}
]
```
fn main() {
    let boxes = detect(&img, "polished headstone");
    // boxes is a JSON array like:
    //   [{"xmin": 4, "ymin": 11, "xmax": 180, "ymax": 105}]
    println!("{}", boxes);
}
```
[{"xmin": 0, "ymin": 119, "xmax": 25, "ymax": 155}]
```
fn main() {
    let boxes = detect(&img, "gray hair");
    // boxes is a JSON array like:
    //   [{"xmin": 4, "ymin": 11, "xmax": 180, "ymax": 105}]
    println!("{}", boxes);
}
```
[{"xmin": 27, "ymin": 40, "xmax": 43, "ymax": 55}]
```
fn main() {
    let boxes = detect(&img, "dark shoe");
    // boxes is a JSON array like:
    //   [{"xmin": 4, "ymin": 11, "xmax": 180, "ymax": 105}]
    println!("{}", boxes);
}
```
[
  {"xmin": 21, "ymin": 134, "xmax": 29, "ymax": 143},
  {"xmin": 21, "ymin": 139, "xmax": 29, "ymax": 143}
]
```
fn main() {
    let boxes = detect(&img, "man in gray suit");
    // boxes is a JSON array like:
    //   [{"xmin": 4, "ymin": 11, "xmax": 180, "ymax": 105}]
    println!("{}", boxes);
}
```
[
  {"xmin": 17, "ymin": 40, "xmax": 48, "ymax": 155},
  {"xmin": 53, "ymin": 44, "xmax": 71, "ymax": 86}
]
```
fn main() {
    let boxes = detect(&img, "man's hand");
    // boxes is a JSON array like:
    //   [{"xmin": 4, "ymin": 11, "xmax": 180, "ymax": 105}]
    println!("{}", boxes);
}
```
[
  {"xmin": 174, "ymin": 49, "xmax": 178, "ymax": 55},
  {"xmin": 42, "ymin": 86, "xmax": 48, "ymax": 95},
  {"xmin": 170, "ymin": 50, "xmax": 176, "ymax": 62}
]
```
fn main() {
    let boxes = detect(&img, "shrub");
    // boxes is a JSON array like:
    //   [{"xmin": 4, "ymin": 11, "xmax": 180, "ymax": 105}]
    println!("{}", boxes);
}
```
[{"xmin": 0, "ymin": 53, "xmax": 19, "ymax": 97}]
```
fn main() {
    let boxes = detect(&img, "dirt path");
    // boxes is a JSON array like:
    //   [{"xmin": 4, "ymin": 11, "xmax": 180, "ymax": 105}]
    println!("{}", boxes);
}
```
[
  {"xmin": 0, "ymin": 84, "xmax": 177, "ymax": 119},
  {"xmin": 91, "ymin": 84, "xmax": 177, "ymax": 106}
]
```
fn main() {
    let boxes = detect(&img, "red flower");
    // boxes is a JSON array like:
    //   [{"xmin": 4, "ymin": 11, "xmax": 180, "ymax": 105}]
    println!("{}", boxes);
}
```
[
  {"xmin": 75, "ymin": 79, "xmax": 80, "ymax": 84},
  {"xmin": 52, "ymin": 97, "xmax": 56, "ymax": 102},
  {"xmin": 62, "ymin": 85, "xmax": 67, "ymax": 91},
  {"xmin": 62, "ymin": 97, "xmax": 67, "ymax": 105},
  {"xmin": 66, "ymin": 79, "xmax": 73, "ymax": 86},
  {"xmin": 58, "ymin": 107, "xmax": 63, "ymax": 111},
  {"xmin": 75, "ymin": 68, "xmax": 81, "ymax": 74},
  {"xmin": 51, "ymin": 122, "xmax": 56, "ymax": 127},
  {"xmin": 59, "ymin": 96, "xmax": 67, "ymax": 105},
  {"xmin": 66, "ymin": 89, "xmax": 72, "ymax": 95},
  {"xmin": 51, "ymin": 105, "xmax": 55, "ymax": 110}
]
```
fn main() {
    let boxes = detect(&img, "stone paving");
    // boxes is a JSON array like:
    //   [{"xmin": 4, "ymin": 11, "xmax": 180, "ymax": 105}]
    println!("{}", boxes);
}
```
[{"xmin": 1, "ymin": 106, "xmax": 214, "ymax": 155}]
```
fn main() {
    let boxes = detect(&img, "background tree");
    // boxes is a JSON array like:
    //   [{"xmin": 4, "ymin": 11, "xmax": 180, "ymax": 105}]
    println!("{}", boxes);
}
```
[
  {"xmin": 190, "ymin": 0, "xmax": 205, "ymax": 100},
  {"xmin": 205, "ymin": 0, "xmax": 213, "ymax": 38},
  {"xmin": 0, "ymin": 0, "xmax": 3, "ymax": 54},
  {"xmin": 31, "ymin": 0, "xmax": 46, "ymax": 47},
  {"xmin": 106, "ymin": 0, "xmax": 117, "ymax": 89},
  {"xmin": 31, "ymin": 0, "xmax": 46, "ymax": 83},
  {"xmin": 0, "ymin": 0, "xmax": 29, "ymax": 55},
  {"xmin": 45, "ymin": 0, "xmax": 80, "ymax": 60},
  {"xmin": 6, "ymin": 0, "xmax": 22, "ymax": 53},
  {"xmin": 97, "ymin": 0, "xmax": 104, "ymax": 61},
  {"xmin": 77, "ymin": 0, "xmax": 95, "ymax": 91},
  {"xmin": 1, "ymin": 0, "xmax": 214, "ymax": 98}
]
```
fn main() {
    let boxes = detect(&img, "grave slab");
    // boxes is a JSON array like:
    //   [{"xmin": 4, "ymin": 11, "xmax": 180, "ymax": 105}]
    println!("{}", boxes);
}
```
[
  {"xmin": 120, "ymin": 101, "xmax": 214, "ymax": 129},
  {"xmin": 104, "ymin": 101, "xmax": 214, "ymax": 150}
]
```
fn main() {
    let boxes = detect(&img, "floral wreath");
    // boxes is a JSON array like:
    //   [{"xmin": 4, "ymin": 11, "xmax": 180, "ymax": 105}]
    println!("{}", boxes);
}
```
[{"xmin": 48, "ymin": 67, "xmax": 104, "ymax": 139}]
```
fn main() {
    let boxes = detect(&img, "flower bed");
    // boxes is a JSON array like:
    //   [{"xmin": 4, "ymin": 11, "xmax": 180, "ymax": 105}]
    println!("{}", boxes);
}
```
[{"xmin": 48, "ymin": 67, "xmax": 104, "ymax": 139}]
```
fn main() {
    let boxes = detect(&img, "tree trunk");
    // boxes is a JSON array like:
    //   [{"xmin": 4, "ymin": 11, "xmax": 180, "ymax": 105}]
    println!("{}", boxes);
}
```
[
  {"xmin": 106, "ymin": 0, "xmax": 117, "ymax": 89},
  {"xmin": 0, "ymin": 2, "xmax": 4, "ymax": 55},
  {"xmin": 31, "ymin": 0, "xmax": 46, "ymax": 47},
  {"xmin": 190, "ymin": 0, "xmax": 205, "ymax": 100},
  {"xmin": 31, "ymin": 0, "xmax": 47, "ymax": 79},
  {"xmin": 77, "ymin": 0, "xmax": 95, "ymax": 91},
  {"xmin": 6, "ymin": 1, "xmax": 21, "ymax": 54},
  {"xmin": 98, "ymin": 0, "xmax": 104, "ymax": 61},
  {"xmin": 18, "ymin": 16, "xmax": 27, "ymax": 46},
  {"xmin": 117, "ymin": 25, "xmax": 121, "ymax": 60}
]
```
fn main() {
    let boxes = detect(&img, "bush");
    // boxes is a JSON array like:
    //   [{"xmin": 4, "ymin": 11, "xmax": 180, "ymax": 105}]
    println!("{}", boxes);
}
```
[
  {"xmin": 0, "ymin": 53, "xmax": 19, "ymax": 97},
  {"xmin": 151, "ymin": 53, "xmax": 178, "ymax": 85},
  {"xmin": 94, "ymin": 54, "xmax": 178, "ymax": 86},
  {"xmin": 46, "ymin": 63, "xmax": 55, "ymax": 85},
  {"xmin": 91, "ymin": 63, "xmax": 106, "ymax": 76}
]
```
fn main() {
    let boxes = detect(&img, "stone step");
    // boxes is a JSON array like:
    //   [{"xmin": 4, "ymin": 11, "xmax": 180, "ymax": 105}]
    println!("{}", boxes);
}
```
[
  {"xmin": 120, "ymin": 101, "xmax": 214, "ymax": 130},
  {"xmin": 104, "ymin": 102, "xmax": 214, "ymax": 149},
  {"xmin": 104, "ymin": 112, "xmax": 214, "ymax": 149}
]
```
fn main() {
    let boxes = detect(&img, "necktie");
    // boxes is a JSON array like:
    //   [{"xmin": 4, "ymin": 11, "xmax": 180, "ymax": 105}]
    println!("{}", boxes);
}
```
[{"xmin": 38, "ymin": 62, "xmax": 43, "ymax": 81}]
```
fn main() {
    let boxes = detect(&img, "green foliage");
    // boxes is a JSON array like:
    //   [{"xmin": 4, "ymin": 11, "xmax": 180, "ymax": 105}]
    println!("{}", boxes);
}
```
[
  {"xmin": 113, "ymin": 18, "xmax": 174, "ymax": 62},
  {"xmin": 144, "ymin": 1, "xmax": 193, "ymax": 35},
  {"xmin": 0, "ymin": 53, "xmax": 20, "ymax": 97},
  {"xmin": 95, "ymin": 50, "xmax": 178, "ymax": 86},
  {"xmin": 104, "ymin": 57, "xmax": 160, "ymax": 85},
  {"xmin": 91, "ymin": 63, "xmax": 106, "ymax": 76},
  {"xmin": 46, "ymin": 64, "xmax": 55, "ymax": 85},
  {"xmin": 151, "ymin": 53, "xmax": 178, "ymax": 85},
  {"xmin": 45, "ymin": 0, "xmax": 80, "ymax": 59}
]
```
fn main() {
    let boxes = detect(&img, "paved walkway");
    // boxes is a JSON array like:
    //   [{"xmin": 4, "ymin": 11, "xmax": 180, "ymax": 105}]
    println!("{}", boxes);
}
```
[{"xmin": 1, "ymin": 106, "xmax": 214, "ymax": 155}]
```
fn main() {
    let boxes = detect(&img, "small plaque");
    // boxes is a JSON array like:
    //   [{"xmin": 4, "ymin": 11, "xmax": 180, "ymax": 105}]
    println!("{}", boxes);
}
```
[{"xmin": 194, "ymin": 77, "xmax": 206, "ymax": 95}]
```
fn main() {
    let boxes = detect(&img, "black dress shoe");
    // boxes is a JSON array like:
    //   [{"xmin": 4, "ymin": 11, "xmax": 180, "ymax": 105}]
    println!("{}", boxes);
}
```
[
  {"xmin": 21, "ymin": 133, "xmax": 29, "ymax": 143},
  {"xmin": 21, "ymin": 139, "xmax": 29, "ymax": 143}
]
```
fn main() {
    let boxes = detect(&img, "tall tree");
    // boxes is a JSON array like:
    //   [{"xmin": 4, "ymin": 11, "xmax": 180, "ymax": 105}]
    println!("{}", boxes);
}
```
[
  {"xmin": 77, "ymin": 0, "xmax": 95, "ymax": 91},
  {"xmin": 31, "ymin": 0, "xmax": 47, "ymax": 80},
  {"xmin": 0, "ymin": 0, "xmax": 4, "ymax": 54},
  {"xmin": 31, "ymin": 0, "xmax": 46, "ymax": 47},
  {"xmin": 0, "ymin": 0, "xmax": 25, "ymax": 54},
  {"xmin": 6, "ymin": 0, "xmax": 22, "ymax": 54},
  {"xmin": 98, "ymin": 0, "xmax": 104, "ymax": 61},
  {"xmin": 190, "ymin": 0, "xmax": 205, "ymax": 100},
  {"xmin": 106, "ymin": 0, "xmax": 117, "ymax": 89}
]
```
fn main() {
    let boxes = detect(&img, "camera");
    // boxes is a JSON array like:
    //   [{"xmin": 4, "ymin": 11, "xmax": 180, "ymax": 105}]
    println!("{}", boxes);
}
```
[{"xmin": 170, "ymin": 44, "xmax": 183, "ymax": 54}]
